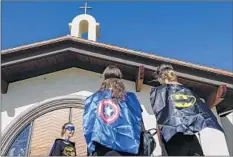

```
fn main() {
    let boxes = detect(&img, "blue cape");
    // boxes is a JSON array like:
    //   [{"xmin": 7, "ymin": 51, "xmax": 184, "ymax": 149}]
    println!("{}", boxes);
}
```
[{"xmin": 83, "ymin": 90, "xmax": 142, "ymax": 154}]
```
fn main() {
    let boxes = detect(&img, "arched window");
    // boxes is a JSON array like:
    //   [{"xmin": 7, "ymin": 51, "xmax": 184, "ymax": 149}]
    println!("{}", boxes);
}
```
[
  {"xmin": 6, "ymin": 124, "xmax": 32, "ymax": 156},
  {"xmin": 2, "ymin": 96, "xmax": 86, "ymax": 156},
  {"xmin": 5, "ymin": 107, "xmax": 86, "ymax": 156}
]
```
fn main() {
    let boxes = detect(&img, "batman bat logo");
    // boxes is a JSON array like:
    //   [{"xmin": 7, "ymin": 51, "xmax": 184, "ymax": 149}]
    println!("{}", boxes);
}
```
[
  {"xmin": 63, "ymin": 146, "xmax": 75, "ymax": 156},
  {"xmin": 170, "ymin": 94, "xmax": 196, "ymax": 108}
]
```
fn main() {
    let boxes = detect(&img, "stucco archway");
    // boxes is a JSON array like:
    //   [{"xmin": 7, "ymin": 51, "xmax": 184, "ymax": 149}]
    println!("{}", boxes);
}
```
[{"xmin": 1, "ymin": 95, "xmax": 86, "ymax": 155}]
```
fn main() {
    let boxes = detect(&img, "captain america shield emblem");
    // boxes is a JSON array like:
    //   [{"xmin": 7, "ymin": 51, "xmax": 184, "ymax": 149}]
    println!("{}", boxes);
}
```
[{"xmin": 97, "ymin": 99, "xmax": 120, "ymax": 124}]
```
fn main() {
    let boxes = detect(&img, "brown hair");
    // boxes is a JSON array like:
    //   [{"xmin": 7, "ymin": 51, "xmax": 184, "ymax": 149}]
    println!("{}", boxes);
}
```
[
  {"xmin": 155, "ymin": 64, "xmax": 177, "ymax": 84},
  {"xmin": 100, "ymin": 65, "xmax": 126, "ymax": 100},
  {"xmin": 61, "ymin": 122, "xmax": 73, "ymax": 137}
]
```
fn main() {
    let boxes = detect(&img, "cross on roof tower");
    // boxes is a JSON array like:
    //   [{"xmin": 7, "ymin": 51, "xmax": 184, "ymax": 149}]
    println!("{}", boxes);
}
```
[
  {"xmin": 69, "ymin": 2, "xmax": 99, "ymax": 41},
  {"xmin": 79, "ymin": 2, "xmax": 92, "ymax": 14}
]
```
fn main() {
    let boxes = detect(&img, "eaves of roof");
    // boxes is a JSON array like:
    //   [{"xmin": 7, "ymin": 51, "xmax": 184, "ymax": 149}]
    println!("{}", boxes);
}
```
[{"xmin": 1, "ymin": 35, "xmax": 233, "ymax": 78}]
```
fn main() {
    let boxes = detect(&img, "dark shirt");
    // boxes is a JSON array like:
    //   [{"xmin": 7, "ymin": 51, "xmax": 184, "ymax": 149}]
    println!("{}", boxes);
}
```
[{"xmin": 49, "ymin": 138, "xmax": 76, "ymax": 156}]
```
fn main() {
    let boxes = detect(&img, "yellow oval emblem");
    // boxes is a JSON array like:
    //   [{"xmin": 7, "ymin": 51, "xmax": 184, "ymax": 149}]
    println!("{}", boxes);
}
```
[{"xmin": 170, "ymin": 94, "xmax": 196, "ymax": 108}]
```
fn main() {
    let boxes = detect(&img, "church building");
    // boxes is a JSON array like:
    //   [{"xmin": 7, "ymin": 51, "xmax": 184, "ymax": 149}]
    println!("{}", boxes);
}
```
[{"xmin": 1, "ymin": 3, "xmax": 233, "ymax": 156}]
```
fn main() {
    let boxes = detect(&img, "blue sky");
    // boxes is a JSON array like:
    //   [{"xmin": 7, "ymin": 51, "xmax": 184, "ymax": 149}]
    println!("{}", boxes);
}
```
[{"xmin": 1, "ymin": 1, "xmax": 233, "ymax": 71}]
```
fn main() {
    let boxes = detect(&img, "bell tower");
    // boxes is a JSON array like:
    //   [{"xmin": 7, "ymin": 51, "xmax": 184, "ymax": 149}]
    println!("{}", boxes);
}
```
[{"xmin": 69, "ymin": 2, "xmax": 100, "ymax": 41}]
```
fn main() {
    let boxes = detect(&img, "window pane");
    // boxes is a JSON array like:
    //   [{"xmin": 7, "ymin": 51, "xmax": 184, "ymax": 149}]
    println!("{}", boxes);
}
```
[{"xmin": 6, "ymin": 124, "xmax": 32, "ymax": 156}]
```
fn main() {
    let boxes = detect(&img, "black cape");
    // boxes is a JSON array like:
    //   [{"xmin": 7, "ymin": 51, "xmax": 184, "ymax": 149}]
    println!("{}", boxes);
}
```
[
  {"xmin": 150, "ymin": 84, "xmax": 224, "ymax": 142},
  {"xmin": 49, "ymin": 138, "xmax": 76, "ymax": 156}
]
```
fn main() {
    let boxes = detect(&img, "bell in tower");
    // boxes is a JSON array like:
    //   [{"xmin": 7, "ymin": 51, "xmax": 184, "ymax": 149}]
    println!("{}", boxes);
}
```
[{"xmin": 69, "ymin": 2, "xmax": 100, "ymax": 41}]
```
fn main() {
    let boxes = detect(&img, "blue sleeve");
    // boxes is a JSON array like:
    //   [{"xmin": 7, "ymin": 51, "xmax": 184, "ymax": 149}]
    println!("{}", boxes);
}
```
[
  {"xmin": 83, "ymin": 94, "xmax": 98, "ymax": 152},
  {"xmin": 126, "ymin": 92, "xmax": 142, "ymax": 118}
]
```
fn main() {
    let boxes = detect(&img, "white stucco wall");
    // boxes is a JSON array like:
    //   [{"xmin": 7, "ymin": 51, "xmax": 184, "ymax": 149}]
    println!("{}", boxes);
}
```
[
  {"xmin": 197, "ymin": 107, "xmax": 229, "ymax": 155},
  {"xmin": 1, "ymin": 67, "xmax": 230, "ymax": 155},
  {"xmin": 221, "ymin": 112, "xmax": 233, "ymax": 156}
]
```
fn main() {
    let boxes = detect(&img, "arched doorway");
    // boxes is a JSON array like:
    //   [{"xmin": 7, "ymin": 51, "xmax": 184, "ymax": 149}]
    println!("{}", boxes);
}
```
[{"xmin": 1, "ymin": 95, "xmax": 87, "ymax": 156}]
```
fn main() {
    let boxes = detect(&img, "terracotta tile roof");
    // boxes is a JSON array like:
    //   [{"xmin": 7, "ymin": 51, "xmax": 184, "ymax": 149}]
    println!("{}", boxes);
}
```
[{"xmin": 1, "ymin": 35, "xmax": 233, "ymax": 78}]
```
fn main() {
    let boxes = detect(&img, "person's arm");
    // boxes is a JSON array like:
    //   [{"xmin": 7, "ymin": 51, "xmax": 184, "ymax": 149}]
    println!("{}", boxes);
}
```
[
  {"xmin": 49, "ymin": 140, "xmax": 61, "ymax": 156},
  {"xmin": 156, "ymin": 125, "xmax": 163, "ymax": 145},
  {"xmin": 140, "ymin": 106, "xmax": 145, "ymax": 131},
  {"xmin": 156, "ymin": 120, "xmax": 169, "ymax": 156},
  {"xmin": 74, "ymin": 145, "xmax": 77, "ymax": 156},
  {"xmin": 139, "ymin": 103, "xmax": 146, "ymax": 132},
  {"xmin": 150, "ymin": 87, "xmax": 165, "ymax": 147}
]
